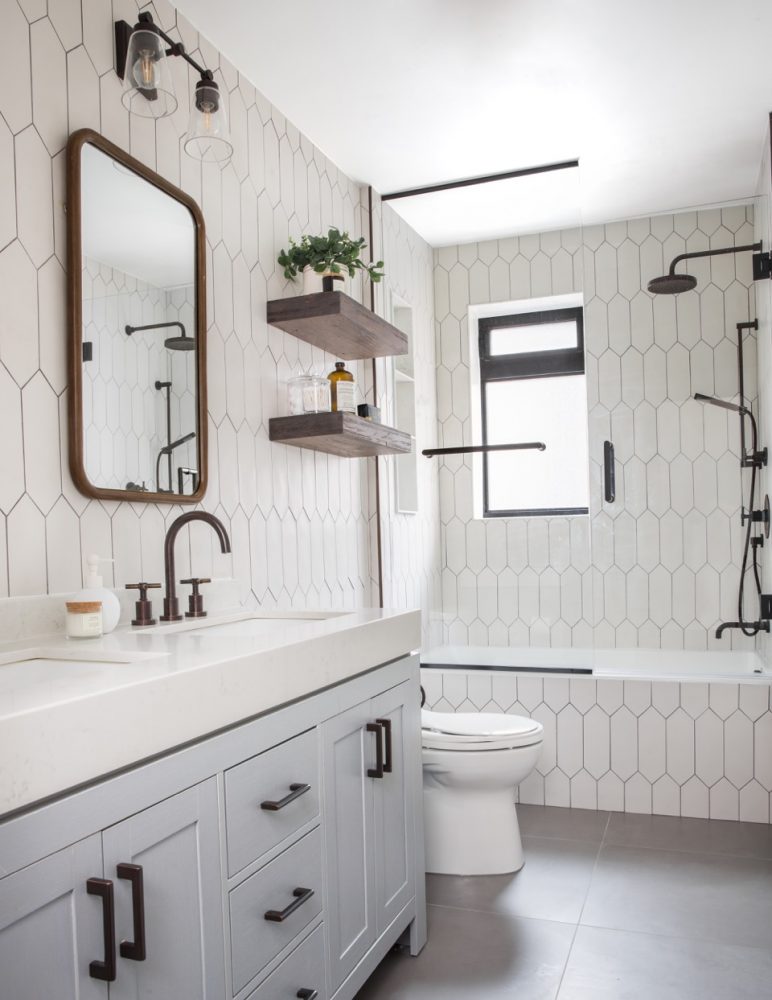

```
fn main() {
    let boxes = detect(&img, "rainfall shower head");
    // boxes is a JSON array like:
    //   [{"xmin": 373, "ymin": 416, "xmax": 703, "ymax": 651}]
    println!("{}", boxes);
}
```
[
  {"xmin": 164, "ymin": 331, "xmax": 195, "ymax": 351},
  {"xmin": 647, "ymin": 273, "xmax": 697, "ymax": 295},
  {"xmin": 648, "ymin": 242, "xmax": 763, "ymax": 296},
  {"xmin": 125, "ymin": 321, "xmax": 195, "ymax": 351}
]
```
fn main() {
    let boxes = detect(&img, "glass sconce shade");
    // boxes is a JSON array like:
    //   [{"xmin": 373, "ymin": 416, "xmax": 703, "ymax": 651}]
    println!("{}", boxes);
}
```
[
  {"xmin": 121, "ymin": 27, "xmax": 178, "ymax": 119},
  {"xmin": 184, "ymin": 80, "xmax": 233, "ymax": 163}
]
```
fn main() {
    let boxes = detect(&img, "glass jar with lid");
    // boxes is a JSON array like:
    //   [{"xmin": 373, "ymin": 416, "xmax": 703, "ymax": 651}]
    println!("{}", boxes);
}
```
[{"xmin": 288, "ymin": 372, "xmax": 331, "ymax": 415}]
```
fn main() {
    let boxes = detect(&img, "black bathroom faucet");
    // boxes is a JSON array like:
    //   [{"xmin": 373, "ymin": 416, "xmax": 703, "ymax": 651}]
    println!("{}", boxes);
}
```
[{"xmin": 160, "ymin": 512, "xmax": 231, "ymax": 622}]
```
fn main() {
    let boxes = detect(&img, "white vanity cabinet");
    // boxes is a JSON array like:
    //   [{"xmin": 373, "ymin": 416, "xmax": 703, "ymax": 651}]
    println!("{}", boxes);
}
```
[
  {"xmin": 0, "ymin": 835, "xmax": 107, "ymax": 1000},
  {"xmin": 0, "ymin": 781, "xmax": 223, "ymax": 1000},
  {"xmin": 102, "ymin": 780, "xmax": 225, "ymax": 1000},
  {"xmin": 0, "ymin": 653, "xmax": 425, "ymax": 1000},
  {"xmin": 323, "ymin": 680, "xmax": 418, "ymax": 997}
]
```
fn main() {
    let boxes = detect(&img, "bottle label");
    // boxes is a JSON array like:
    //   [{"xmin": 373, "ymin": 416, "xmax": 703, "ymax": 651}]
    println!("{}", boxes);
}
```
[{"xmin": 335, "ymin": 381, "xmax": 356, "ymax": 413}]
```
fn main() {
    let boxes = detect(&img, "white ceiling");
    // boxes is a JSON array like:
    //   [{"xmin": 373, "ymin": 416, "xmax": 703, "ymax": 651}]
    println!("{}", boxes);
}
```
[
  {"xmin": 82, "ymin": 144, "xmax": 195, "ymax": 288},
  {"xmin": 175, "ymin": 0, "xmax": 772, "ymax": 245}
]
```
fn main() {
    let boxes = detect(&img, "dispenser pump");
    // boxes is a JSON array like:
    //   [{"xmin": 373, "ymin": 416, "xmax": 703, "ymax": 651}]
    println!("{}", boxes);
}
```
[
  {"xmin": 85, "ymin": 554, "xmax": 113, "ymax": 588},
  {"xmin": 75, "ymin": 555, "xmax": 121, "ymax": 634}
]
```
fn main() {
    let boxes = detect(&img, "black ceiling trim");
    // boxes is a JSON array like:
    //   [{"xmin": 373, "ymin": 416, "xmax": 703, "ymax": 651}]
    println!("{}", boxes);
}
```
[{"xmin": 381, "ymin": 159, "xmax": 580, "ymax": 202}]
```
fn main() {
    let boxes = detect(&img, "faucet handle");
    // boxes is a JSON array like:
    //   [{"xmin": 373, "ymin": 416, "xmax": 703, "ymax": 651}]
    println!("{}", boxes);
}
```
[
  {"xmin": 180, "ymin": 577, "xmax": 211, "ymax": 619},
  {"xmin": 125, "ymin": 582, "xmax": 161, "ymax": 627}
]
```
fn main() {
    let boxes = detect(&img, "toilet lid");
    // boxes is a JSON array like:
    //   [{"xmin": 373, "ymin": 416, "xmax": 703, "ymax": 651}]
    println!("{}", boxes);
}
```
[{"xmin": 422, "ymin": 709, "xmax": 540, "ymax": 739}]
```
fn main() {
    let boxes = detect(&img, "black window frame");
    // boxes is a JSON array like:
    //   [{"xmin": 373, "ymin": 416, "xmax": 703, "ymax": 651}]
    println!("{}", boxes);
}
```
[{"xmin": 479, "ymin": 306, "xmax": 589, "ymax": 518}]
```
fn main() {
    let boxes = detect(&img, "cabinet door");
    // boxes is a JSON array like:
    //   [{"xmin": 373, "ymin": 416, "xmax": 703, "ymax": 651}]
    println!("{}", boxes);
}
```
[
  {"xmin": 372, "ymin": 682, "xmax": 415, "ymax": 934},
  {"xmin": 101, "ymin": 779, "xmax": 225, "ymax": 1000},
  {"xmin": 0, "ymin": 834, "xmax": 107, "ymax": 1000},
  {"xmin": 322, "ymin": 700, "xmax": 377, "ymax": 993}
]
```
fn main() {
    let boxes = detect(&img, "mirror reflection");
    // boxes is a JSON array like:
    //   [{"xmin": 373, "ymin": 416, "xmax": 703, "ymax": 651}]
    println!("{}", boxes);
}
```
[{"xmin": 80, "ymin": 142, "xmax": 200, "ymax": 496}]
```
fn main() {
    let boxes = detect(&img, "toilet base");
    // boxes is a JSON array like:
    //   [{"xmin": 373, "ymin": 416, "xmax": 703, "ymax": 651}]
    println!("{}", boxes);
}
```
[{"xmin": 423, "ymin": 786, "xmax": 524, "ymax": 876}]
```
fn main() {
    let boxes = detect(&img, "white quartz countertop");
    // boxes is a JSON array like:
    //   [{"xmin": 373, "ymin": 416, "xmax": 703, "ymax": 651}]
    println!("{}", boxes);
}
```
[{"xmin": 0, "ymin": 607, "xmax": 421, "ymax": 817}]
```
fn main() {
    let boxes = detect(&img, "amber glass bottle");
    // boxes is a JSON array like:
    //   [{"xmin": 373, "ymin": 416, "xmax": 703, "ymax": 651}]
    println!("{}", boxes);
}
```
[{"xmin": 328, "ymin": 361, "xmax": 356, "ymax": 413}]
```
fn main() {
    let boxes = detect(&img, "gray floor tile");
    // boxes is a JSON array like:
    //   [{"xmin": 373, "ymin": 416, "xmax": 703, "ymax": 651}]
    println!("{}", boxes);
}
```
[
  {"xmin": 604, "ymin": 810, "xmax": 772, "ymax": 859},
  {"xmin": 581, "ymin": 844, "xmax": 772, "ymax": 950},
  {"xmin": 355, "ymin": 905, "xmax": 574, "ymax": 1000},
  {"xmin": 518, "ymin": 804, "xmax": 610, "ymax": 843},
  {"xmin": 427, "ymin": 837, "xmax": 600, "ymax": 924},
  {"xmin": 557, "ymin": 925, "xmax": 772, "ymax": 1000}
]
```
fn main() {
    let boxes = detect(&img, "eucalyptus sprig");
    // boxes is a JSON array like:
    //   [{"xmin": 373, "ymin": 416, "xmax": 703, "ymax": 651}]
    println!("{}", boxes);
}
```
[{"xmin": 278, "ymin": 228, "xmax": 385, "ymax": 283}]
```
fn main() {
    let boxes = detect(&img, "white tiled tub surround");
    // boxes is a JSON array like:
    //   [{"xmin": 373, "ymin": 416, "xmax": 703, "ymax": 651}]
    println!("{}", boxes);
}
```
[
  {"xmin": 421, "ymin": 665, "xmax": 772, "ymax": 823},
  {"xmin": 0, "ymin": 0, "xmax": 441, "ymax": 641},
  {"xmin": 434, "ymin": 207, "xmax": 758, "ymax": 651}
]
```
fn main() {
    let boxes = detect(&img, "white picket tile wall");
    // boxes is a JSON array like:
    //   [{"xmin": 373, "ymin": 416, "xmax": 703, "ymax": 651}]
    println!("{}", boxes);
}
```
[
  {"xmin": 435, "ymin": 209, "xmax": 758, "ymax": 652},
  {"xmin": 0, "ymin": 0, "xmax": 440, "ymax": 640}
]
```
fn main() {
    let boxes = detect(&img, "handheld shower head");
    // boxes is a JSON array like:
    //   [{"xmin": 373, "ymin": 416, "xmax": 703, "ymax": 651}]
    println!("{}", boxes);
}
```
[
  {"xmin": 693, "ymin": 392, "xmax": 746, "ymax": 414},
  {"xmin": 160, "ymin": 431, "xmax": 196, "ymax": 455}
]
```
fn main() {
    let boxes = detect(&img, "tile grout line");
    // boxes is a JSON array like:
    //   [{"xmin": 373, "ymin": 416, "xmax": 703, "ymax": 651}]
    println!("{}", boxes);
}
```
[{"xmin": 553, "ymin": 811, "xmax": 613, "ymax": 998}]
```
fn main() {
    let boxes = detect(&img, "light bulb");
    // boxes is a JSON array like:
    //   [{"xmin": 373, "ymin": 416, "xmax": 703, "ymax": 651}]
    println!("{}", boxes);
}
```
[{"xmin": 133, "ymin": 49, "xmax": 157, "ymax": 89}]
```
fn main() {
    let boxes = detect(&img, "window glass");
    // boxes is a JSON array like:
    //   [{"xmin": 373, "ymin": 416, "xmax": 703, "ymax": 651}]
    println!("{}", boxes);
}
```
[
  {"xmin": 488, "ymin": 320, "xmax": 577, "ymax": 356},
  {"xmin": 485, "ymin": 375, "xmax": 590, "ymax": 514}
]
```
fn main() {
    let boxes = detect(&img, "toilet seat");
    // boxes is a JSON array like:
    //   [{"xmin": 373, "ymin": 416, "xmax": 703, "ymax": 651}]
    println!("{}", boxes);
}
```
[{"xmin": 421, "ymin": 709, "xmax": 543, "ymax": 751}]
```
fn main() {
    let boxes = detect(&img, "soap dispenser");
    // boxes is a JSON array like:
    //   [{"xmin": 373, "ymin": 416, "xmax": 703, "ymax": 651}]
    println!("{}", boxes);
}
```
[{"xmin": 75, "ymin": 555, "xmax": 121, "ymax": 634}]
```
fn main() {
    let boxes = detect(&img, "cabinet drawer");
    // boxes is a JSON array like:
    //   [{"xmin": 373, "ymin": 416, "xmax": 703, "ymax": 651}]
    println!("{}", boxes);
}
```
[
  {"xmin": 230, "ymin": 827, "xmax": 323, "ymax": 994},
  {"xmin": 246, "ymin": 924, "xmax": 326, "ymax": 1000},
  {"xmin": 225, "ymin": 728, "xmax": 319, "ymax": 876}
]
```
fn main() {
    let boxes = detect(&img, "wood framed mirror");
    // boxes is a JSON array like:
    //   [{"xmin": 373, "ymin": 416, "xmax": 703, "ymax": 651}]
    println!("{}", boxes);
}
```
[{"xmin": 66, "ymin": 128, "xmax": 207, "ymax": 503}]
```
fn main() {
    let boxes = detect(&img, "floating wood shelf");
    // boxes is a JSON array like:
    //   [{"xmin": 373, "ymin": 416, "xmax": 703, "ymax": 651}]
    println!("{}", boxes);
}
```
[
  {"xmin": 266, "ymin": 291, "xmax": 408, "ymax": 360},
  {"xmin": 269, "ymin": 412, "xmax": 412, "ymax": 458}
]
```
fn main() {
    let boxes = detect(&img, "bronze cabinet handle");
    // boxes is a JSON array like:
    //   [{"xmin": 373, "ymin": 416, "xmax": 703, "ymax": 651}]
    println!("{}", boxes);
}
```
[
  {"xmin": 264, "ymin": 887, "xmax": 314, "ymax": 922},
  {"xmin": 366, "ymin": 722, "xmax": 384, "ymax": 778},
  {"xmin": 117, "ymin": 863, "xmax": 146, "ymax": 962},
  {"xmin": 260, "ymin": 783, "xmax": 311, "ymax": 811},
  {"xmin": 297, "ymin": 990, "xmax": 318, "ymax": 999},
  {"xmin": 375, "ymin": 717, "xmax": 392, "ymax": 773},
  {"xmin": 87, "ymin": 878, "xmax": 116, "ymax": 982}
]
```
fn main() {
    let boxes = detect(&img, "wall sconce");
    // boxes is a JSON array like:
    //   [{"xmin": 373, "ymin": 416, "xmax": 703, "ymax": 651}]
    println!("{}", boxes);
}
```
[{"xmin": 115, "ymin": 12, "xmax": 233, "ymax": 164}]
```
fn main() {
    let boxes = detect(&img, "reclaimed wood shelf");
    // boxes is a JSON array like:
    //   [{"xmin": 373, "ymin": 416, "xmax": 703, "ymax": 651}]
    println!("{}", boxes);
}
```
[
  {"xmin": 266, "ymin": 291, "xmax": 408, "ymax": 360},
  {"xmin": 269, "ymin": 412, "xmax": 412, "ymax": 458}
]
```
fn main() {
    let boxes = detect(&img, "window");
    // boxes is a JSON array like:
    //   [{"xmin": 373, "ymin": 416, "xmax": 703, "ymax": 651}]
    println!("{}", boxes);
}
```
[{"xmin": 479, "ymin": 306, "xmax": 589, "ymax": 517}]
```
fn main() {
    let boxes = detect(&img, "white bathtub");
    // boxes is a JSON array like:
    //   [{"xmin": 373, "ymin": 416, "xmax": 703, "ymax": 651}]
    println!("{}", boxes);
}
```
[
  {"xmin": 421, "ymin": 645, "xmax": 770, "ymax": 683},
  {"xmin": 420, "ymin": 645, "xmax": 772, "ymax": 823}
]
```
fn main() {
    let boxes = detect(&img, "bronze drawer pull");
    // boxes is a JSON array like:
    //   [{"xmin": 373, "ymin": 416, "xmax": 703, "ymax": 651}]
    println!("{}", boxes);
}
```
[
  {"xmin": 366, "ymin": 722, "xmax": 384, "ymax": 778},
  {"xmin": 264, "ymin": 886, "xmax": 314, "ymax": 922},
  {"xmin": 375, "ymin": 717, "xmax": 392, "ymax": 773},
  {"xmin": 297, "ymin": 990, "xmax": 318, "ymax": 999},
  {"xmin": 87, "ymin": 878, "xmax": 116, "ymax": 982},
  {"xmin": 260, "ymin": 783, "xmax": 311, "ymax": 811},
  {"xmin": 117, "ymin": 863, "xmax": 146, "ymax": 961}
]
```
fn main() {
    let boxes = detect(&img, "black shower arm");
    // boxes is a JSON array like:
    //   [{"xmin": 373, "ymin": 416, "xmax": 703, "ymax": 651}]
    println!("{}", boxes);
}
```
[
  {"xmin": 422, "ymin": 442, "xmax": 546, "ymax": 458},
  {"xmin": 667, "ymin": 243, "xmax": 761, "ymax": 275},
  {"xmin": 125, "ymin": 321, "xmax": 186, "ymax": 337}
]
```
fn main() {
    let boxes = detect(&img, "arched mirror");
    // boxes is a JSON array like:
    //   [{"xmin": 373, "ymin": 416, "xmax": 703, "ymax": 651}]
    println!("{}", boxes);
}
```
[{"xmin": 66, "ymin": 129, "xmax": 207, "ymax": 503}]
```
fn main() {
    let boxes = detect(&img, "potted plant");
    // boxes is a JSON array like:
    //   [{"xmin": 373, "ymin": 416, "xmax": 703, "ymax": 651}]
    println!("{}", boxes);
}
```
[{"xmin": 278, "ymin": 228, "xmax": 385, "ymax": 294}]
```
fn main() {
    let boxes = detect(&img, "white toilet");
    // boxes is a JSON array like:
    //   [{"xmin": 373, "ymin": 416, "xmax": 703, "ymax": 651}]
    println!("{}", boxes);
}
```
[{"xmin": 421, "ymin": 708, "xmax": 544, "ymax": 876}]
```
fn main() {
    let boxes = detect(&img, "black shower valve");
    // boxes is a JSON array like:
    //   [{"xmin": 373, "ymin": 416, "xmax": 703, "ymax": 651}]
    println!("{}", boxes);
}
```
[
  {"xmin": 742, "ymin": 447, "xmax": 768, "ymax": 469},
  {"xmin": 752, "ymin": 251, "xmax": 772, "ymax": 281},
  {"xmin": 760, "ymin": 594, "xmax": 772, "ymax": 622},
  {"xmin": 741, "ymin": 505, "xmax": 770, "ymax": 529}
]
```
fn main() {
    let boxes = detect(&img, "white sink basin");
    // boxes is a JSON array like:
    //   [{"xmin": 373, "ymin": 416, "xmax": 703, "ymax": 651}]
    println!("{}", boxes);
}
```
[{"xmin": 142, "ymin": 610, "xmax": 349, "ymax": 638}]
